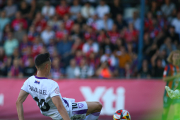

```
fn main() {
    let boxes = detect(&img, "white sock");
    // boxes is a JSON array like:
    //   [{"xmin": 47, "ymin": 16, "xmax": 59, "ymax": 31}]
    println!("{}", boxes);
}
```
[{"xmin": 85, "ymin": 112, "xmax": 100, "ymax": 120}]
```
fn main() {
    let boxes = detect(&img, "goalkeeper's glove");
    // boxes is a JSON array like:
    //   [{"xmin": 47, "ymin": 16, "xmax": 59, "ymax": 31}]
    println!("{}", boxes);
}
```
[{"xmin": 165, "ymin": 86, "xmax": 180, "ymax": 99}]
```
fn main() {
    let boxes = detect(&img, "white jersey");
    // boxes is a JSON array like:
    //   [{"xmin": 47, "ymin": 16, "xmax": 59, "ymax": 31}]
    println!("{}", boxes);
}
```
[{"xmin": 21, "ymin": 75, "xmax": 70, "ymax": 119}]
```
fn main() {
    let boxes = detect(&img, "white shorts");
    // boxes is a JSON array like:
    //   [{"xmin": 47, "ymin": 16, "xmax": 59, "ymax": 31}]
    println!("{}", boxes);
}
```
[
  {"xmin": 50, "ymin": 98, "xmax": 88, "ymax": 120},
  {"xmin": 70, "ymin": 101, "xmax": 88, "ymax": 120},
  {"xmin": 63, "ymin": 98, "xmax": 88, "ymax": 120}
]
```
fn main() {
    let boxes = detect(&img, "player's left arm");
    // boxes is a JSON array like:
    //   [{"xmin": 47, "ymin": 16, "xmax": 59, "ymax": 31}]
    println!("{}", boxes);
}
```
[{"xmin": 16, "ymin": 90, "xmax": 29, "ymax": 120}]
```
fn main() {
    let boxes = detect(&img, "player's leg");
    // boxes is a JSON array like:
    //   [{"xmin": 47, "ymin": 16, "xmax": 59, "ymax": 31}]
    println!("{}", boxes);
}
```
[
  {"xmin": 162, "ymin": 93, "xmax": 172, "ymax": 120},
  {"xmin": 162, "ymin": 107, "xmax": 170, "ymax": 120},
  {"xmin": 173, "ymin": 103, "xmax": 180, "ymax": 120},
  {"xmin": 85, "ymin": 102, "xmax": 102, "ymax": 120}
]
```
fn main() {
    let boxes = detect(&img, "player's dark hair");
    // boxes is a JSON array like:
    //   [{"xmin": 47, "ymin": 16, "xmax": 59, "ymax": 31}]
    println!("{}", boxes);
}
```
[{"xmin": 35, "ymin": 53, "xmax": 50, "ymax": 67}]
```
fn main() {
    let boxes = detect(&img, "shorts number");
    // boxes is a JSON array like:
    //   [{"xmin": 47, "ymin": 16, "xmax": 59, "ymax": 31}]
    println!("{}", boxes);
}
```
[
  {"xmin": 34, "ymin": 97, "xmax": 50, "ymax": 112},
  {"xmin": 72, "ymin": 103, "xmax": 78, "ymax": 110}
]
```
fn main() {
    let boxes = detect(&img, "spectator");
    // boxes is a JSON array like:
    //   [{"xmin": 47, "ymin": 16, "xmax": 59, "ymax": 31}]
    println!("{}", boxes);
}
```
[
  {"xmin": 116, "ymin": 46, "xmax": 131, "ymax": 72},
  {"xmin": 168, "ymin": 8, "xmax": 177, "ymax": 22},
  {"xmin": 145, "ymin": 43, "xmax": 158, "ymax": 58},
  {"xmin": 0, "ymin": 11, "xmax": 10, "ymax": 31},
  {"xmin": 4, "ymin": 32, "xmax": 19, "ymax": 56},
  {"xmin": 96, "ymin": 61, "xmax": 112, "ymax": 78},
  {"xmin": 70, "ymin": 0, "xmax": 81, "ymax": 20},
  {"xmin": 41, "ymin": 25, "xmax": 55, "ymax": 45},
  {"xmin": 96, "ymin": 0, "xmax": 110, "ymax": 19},
  {"xmin": 55, "ymin": 23, "xmax": 68, "ymax": 40},
  {"xmin": 100, "ymin": 37, "xmax": 115, "ymax": 54},
  {"xmin": 82, "ymin": 38, "xmax": 99, "ymax": 55},
  {"xmin": 19, "ymin": 34, "xmax": 32, "ymax": 56},
  {"xmin": 167, "ymin": 26, "xmax": 179, "ymax": 46},
  {"xmin": 96, "ymin": 14, "xmax": 113, "ymax": 31},
  {"xmin": 137, "ymin": 59, "xmax": 151, "ymax": 78},
  {"xmin": 18, "ymin": 1, "xmax": 31, "ymax": 19},
  {"xmin": 8, "ymin": 58, "xmax": 23, "ymax": 78},
  {"xmin": 161, "ymin": 0, "xmax": 175, "ymax": 17},
  {"xmin": 2, "ymin": 24, "xmax": 12, "ymax": 41},
  {"xmin": 150, "ymin": 0, "xmax": 158, "ymax": 17},
  {"xmin": 66, "ymin": 58, "xmax": 77, "ymax": 79},
  {"xmin": 23, "ymin": 57, "xmax": 37, "ymax": 77},
  {"xmin": 143, "ymin": 32, "xmax": 153, "ymax": 57},
  {"xmin": 115, "ymin": 14, "xmax": 127, "ymax": 30},
  {"xmin": 124, "ymin": 62, "xmax": 133, "ymax": 78},
  {"xmin": 88, "ymin": 52, "xmax": 100, "ymax": 70},
  {"xmin": 55, "ymin": 0, "xmax": 70, "ymax": 18},
  {"xmin": 84, "ymin": 26, "xmax": 96, "ymax": 40},
  {"xmin": 145, "ymin": 12, "xmax": 154, "ymax": 32},
  {"xmin": 97, "ymin": 29, "xmax": 106, "ymax": 43},
  {"xmin": 107, "ymin": 24, "xmax": 120, "ymax": 44},
  {"xmin": 160, "ymin": 37, "xmax": 176, "ymax": 56},
  {"xmin": 56, "ymin": 34, "xmax": 73, "ymax": 56},
  {"xmin": 28, "ymin": 0, "xmax": 37, "ymax": 21},
  {"xmin": 0, "ymin": 57, "xmax": 12, "ymax": 76},
  {"xmin": 11, "ymin": 11, "xmax": 28, "ymax": 31},
  {"xmin": 41, "ymin": 0, "xmax": 55, "ymax": 19},
  {"xmin": 32, "ymin": 12, "xmax": 47, "ymax": 33},
  {"xmin": 47, "ymin": 38, "xmax": 56, "ymax": 55},
  {"xmin": 50, "ymin": 57, "xmax": 64, "ymax": 79},
  {"xmin": 0, "ymin": 47, "xmax": 5, "ymax": 64},
  {"xmin": 71, "ymin": 37, "xmax": 83, "ymax": 52},
  {"xmin": 4, "ymin": 0, "xmax": 17, "ymax": 19},
  {"xmin": 156, "ymin": 11, "xmax": 168, "ymax": 30},
  {"xmin": 74, "ymin": 58, "xmax": 94, "ymax": 78},
  {"xmin": 171, "ymin": 12, "xmax": 180, "ymax": 34},
  {"xmin": 131, "ymin": 11, "xmax": 140, "ymax": 31},
  {"xmin": 81, "ymin": 2, "xmax": 95, "ymax": 19},
  {"xmin": 123, "ymin": 22, "xmax": 138, "ymax": 43},
  {"xmin": 87, "ymin": 14, "xmax": 99, "ymax": 30},
  {"xmin": 100, "ymin": 48, "xmax": 116, "ymax": 68},
  {"xmin": 110, "ymin": 0, "xmax": 124, "ymax": 19},
  {"xmin": 75, "ymin": 50, "xmax": 83, "ymax": 66},
  {"xmin": 14, "ymin": 23, "xmax": 26, "ymax": 42},
  {"xmin": 151, "ymin": 51, "xmax": 165, "ymax": 77},
  {"xmin": 11, "ymin": 48, "xmax": 21, "ymax": 62},
  {"xmin": 70, "ymin": 24, "xmax": 83, "ymax": 40},
  {"xmin": 31, "ymin": 36, "xmax": 43, "ymax": 57},
  {"xmin": 27, "ymin": 25, "xmax": 38, "ymax": 41},
  {"xmin": 63, "ymin": 14, "xmax": 74, "ymax": 32},
  {"xmin": 48, "ymin": 15, "xmax": 62, "ymax": 31},
  {"xmin": 74, "ymin": 13, "xmax": 86, "ymax": 27}
]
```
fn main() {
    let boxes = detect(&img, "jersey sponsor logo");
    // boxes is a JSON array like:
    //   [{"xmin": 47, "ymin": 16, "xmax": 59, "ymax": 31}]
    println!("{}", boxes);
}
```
[
  {"xmin": 78, "ymin": 103, "xmax": 84, "ymax": 108},
  {"xmin": 34, "ymin": 80, "xmax": 40, "ymax": 84},
  {"xmin": 29, "ymin": 85, "xmax": 47, "ymax": 95},
  {"xmin": 54, "ymin": 87, "xmax": 60, "ymax": 94},
  {"xmin": 80, "ymin": 87, "xmax": 125, "ymax": 115}
]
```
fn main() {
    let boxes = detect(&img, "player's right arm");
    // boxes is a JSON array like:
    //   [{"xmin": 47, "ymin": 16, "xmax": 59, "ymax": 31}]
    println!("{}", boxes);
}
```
[
  {"xmin": 52, "ymin": 96, "xmax": 71, "ymax": 120},
  {"xmin": 16, "ymin": 79, "xmax": 29, "ymax": 120},
  {"xmin": 16, "ymin": 90, "xmax": 29, "ymax": 120},
  {"xmin": 163, "ymin": 75, "xmax": 180, "ymax": 82}
]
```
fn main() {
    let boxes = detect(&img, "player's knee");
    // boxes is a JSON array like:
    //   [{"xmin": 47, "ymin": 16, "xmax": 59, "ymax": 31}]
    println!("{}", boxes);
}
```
[{"xmin": 96, "ymin": 102, "xmax": 102, "ymax": 111}]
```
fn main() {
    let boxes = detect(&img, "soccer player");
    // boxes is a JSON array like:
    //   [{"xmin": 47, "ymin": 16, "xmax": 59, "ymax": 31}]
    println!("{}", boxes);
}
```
[
  {"xmin": 16, "ymin": 53, "xmax": 102, "ymax": 120},
  {"xmin": 162, "ymin": 50, "xmax": 180, "ymax": 120}
]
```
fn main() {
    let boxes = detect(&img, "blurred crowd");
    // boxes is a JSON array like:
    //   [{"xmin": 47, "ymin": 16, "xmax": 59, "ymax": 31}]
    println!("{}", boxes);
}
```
[{"xmin": 0, "ymin": 0, "xmax": 179, "ymax": 79}]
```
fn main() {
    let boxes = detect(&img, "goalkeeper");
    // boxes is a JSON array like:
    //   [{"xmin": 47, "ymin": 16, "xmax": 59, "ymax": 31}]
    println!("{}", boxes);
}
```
[{"xmin": 162, "ymin": 50, "xmax": 180, "ymax": 120}]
